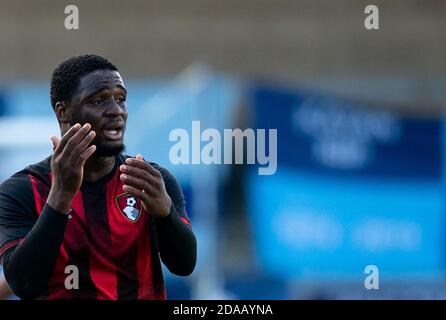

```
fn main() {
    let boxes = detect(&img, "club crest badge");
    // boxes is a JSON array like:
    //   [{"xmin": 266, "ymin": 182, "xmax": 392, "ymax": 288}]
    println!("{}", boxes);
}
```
[{"xmin": 116, "ymin": 193, "xmax": 141, "ymax": 222}]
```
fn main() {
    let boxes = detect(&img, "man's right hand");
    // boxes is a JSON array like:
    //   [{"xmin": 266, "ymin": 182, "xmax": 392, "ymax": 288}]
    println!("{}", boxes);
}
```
[{"xmin": 46, "ymin": 123, "xmax": 97, "ymax": 214}]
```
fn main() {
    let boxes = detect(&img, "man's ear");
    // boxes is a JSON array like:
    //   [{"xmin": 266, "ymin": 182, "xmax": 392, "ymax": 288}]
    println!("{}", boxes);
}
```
[{"xmin": 54, "ymin": 101, "xmax": 70, "ymax": 124}]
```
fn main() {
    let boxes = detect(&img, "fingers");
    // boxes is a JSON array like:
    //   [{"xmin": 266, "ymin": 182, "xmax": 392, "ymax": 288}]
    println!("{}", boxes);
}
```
[
  {"xmin": 120, "ymin": 173, "xmax": 157, "ymax": 196},
  {"xmin": 53, "ymin": 123, "xmax": 81, "ymax": 155},
  {"xmin": 120, "ymin": 164, "xmax": 159, "ymax": 187},
  {"xmin": 52, "ymin": 123, "xmax": 97, "ymax": 168},
  {"xmin": 73, "ymin": 130, "xmax": 96, "ymax": 157},
  {"xmin": 125, "ymin": 157, "xmax": 161, "ymax": 178},
  {"xmin": 50, "ymin": 136, "xmax": 60, "ymax": 151},
  {"xmin": 122, "ymin": 184, "xmax": 150, "ymax": 203},
  {"xmin": 63, "ymin": 123, "xmax": 93, "ymax": 154},
  {"xmin": 78, "ymin": 145, "xmax": 97, "ymax": 166}
]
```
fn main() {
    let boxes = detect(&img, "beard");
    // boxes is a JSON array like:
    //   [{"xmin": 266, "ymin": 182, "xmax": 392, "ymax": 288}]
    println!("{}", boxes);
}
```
[{"xmin": 93, "ymin": 140, "xmax": 126, "ymax": 157}]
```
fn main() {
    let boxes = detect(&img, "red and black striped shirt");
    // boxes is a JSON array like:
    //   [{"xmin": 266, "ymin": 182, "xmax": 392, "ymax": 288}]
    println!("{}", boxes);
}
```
[{"xmin": 0, "ymin": 154, "xmax": 196, "ymax": 300}]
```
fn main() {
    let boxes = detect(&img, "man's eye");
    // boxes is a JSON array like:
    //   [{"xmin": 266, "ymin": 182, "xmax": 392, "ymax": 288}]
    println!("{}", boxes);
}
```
[
  {"xmin": 92, "ymin": 98, "xmax": 104, "ymax": 106},
  {"xmin": 116, "ymin": 96, "xmax": 126, "ymax": 103}
]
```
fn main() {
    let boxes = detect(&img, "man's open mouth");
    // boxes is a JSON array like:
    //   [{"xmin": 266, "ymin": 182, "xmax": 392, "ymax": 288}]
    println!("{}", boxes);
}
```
[{"xmin": 102, "ymin": 122, "xmax": 124, "ymax": 140}]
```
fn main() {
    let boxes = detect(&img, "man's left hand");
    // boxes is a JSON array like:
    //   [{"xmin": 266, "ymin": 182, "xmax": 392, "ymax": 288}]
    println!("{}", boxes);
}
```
[{"xmin": 119, "ymin": 154, "xmax": 172, "ymax": 218}]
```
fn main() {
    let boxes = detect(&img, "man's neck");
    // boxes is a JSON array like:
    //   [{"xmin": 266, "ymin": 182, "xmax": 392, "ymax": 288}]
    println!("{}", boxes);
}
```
[{"xmin": 83, "ymin": 155, "xmax": 117, "ymax": 182}]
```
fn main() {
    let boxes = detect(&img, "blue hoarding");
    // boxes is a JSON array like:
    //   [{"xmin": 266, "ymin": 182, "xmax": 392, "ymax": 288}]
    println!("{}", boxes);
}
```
[{"xmin": 247, "ymin": 85, "xmax": 444, "ymax": 279}]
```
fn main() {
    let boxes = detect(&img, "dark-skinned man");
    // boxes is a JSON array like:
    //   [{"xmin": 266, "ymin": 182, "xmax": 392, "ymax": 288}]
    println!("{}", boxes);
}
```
[{"xmin": 0, "ymin": 54, "xmax": 197, "ymax": 300}]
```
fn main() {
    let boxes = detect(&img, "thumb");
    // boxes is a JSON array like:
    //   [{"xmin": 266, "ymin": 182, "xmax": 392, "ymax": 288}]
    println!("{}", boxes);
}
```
[{"xmin": 50, "ymin": 136, "xmax": 60, "ymax": 151}]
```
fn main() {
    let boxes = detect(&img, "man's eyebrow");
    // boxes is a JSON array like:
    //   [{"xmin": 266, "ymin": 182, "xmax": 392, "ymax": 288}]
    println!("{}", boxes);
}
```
[
  {"xmin": 116, "ymin": 84, "xmax": 127, "ymax": 94},
  {"xmin": 81, "ymin": 85, "xmax": 127, "ymax": 101},
  {"xmin": 81, "ymin": 86, "xmax": 108, "ymax": 101}
]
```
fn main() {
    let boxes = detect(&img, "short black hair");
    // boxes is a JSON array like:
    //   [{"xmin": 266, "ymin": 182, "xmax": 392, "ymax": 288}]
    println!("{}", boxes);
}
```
[{"xmin": 50, "ymin": 54, "xmax": 118, "ymax": 109}]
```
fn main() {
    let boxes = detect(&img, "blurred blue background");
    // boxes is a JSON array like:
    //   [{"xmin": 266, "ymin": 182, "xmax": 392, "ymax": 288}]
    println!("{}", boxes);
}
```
[
  {"xmin": 2, "ymin": 0, "xmax": 446, "ymax": 300},
  {"xmin": 2, "ymin": 75, "xmax": 446, "ymax": 299}
]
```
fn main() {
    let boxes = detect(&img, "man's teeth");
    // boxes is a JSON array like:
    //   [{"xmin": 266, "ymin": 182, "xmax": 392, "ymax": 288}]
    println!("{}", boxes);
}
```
[{"xmin": 107, "ymin": 129, "xmax": 118, "ymax": 135}]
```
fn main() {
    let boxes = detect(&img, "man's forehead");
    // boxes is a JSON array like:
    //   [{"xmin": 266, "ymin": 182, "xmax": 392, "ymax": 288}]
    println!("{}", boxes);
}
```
[{"xmin": 78, "ymin": 70, "xmax": 125, "ymax": 93}]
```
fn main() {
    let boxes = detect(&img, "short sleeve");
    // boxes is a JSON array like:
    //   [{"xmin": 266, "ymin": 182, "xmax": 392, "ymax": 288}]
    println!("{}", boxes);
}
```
[{"xmin": 0, "ymin": 173, "xmax": 37, "ymax": 264}]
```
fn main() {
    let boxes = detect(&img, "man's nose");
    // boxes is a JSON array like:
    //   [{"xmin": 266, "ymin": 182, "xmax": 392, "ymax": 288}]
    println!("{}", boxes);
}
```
[{"xmin": 106, "ymin": 98, "xmax": 126, "ymax": 117}]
